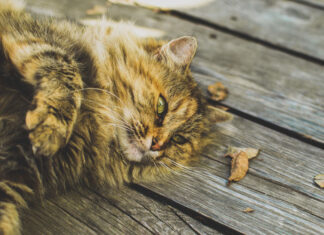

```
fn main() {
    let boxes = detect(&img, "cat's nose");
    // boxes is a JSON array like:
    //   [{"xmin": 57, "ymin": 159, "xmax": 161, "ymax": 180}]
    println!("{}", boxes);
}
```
[{"xmin": 150, "ymin": 137, "xmax": 161, "ymax": 151}]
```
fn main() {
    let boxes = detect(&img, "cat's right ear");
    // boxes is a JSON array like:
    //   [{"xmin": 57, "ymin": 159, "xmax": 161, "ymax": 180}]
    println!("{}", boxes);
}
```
[{"xmin": 155, "ymin": 36, "xmax": 197, "ymax": 70}]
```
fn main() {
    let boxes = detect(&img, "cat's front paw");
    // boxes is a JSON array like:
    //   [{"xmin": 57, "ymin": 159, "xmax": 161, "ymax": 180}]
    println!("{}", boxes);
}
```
[
  {"xmin": 25, "ymin": 100, "xmax": 72, "ymax": 157},
  {"xmin": 0, "ymin": 203, "xmax": 20, "ymax": 235}
]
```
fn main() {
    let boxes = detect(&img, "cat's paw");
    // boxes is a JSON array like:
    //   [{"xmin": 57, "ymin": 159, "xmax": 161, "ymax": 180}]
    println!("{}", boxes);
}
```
[
  {"xmin": 25, "ymin": 101, "xmax": 70, "ymax": 157},
  {"xmin": 0, "ymin": 203, "xmax": 20, "ymax": 235}
]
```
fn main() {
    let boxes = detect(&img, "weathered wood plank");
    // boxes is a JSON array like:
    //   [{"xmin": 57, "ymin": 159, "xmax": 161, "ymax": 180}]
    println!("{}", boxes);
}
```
[
  {"xmin": 89, "ymin": 187, "xmax": 223, "ymax": 234},
  {"xmin": 130, "ymin": 0, "xmax": 324, "ymax": 62},
  {"xmin": 21, "ymin": 200, "xmax": 97, "ymax": 235},
  {"xmin": 22, "ymin": 187, "xmax": 221, "ymax": 234},
  {"xmin": 139, "ymin": 114, "xmax": 324, "ymax": 234}
]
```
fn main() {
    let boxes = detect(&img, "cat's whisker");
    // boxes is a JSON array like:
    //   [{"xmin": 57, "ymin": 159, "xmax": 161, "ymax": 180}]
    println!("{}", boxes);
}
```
[
  {"xmin": 80, "ymin": 98, "xmax": 132, "ymax": 129},
  {"xmin": 78, "ymin": 88, "xmax": 136, "ymax": 120},
  {"xmin": 155, "ymin": 162, "xmax": 168, "ymax": 176},
  {"xmin": 69, "ymin": 89, "xmax": 138, "ymax": 134},
  {"xmin": 165, "ymin": 157, "xmax": 193, "ymax": 171},
  {"xmin": 165, "ymin": 157, "xmax": 210, "ymax": 179},
  {"xmin": 103, "ymin": 123, "xmax": 132, "ymax": 132},
  {"xmin": 81, "ymin": 97, "xmax": 122, "ymax": 116},
  {"xmin": 158, "ymin": 161, "xmax": 181, "ymax": 175},
  {"xmin": 152, "ymin": 161, "xmax": 163, "ymax": 176},
  {"xmin": 77, "ymin": 87, "xmax": 123, "ymax": 104}
]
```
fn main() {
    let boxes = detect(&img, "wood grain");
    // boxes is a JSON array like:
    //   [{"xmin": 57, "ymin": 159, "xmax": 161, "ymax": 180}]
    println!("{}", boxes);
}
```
[
  {"xmin": 131, "ymin": 0, "xmax": 324, "ymax": 62},
  {"xmin": 22, "ymin": 187, "xmax": 220, "ymax": 234}
]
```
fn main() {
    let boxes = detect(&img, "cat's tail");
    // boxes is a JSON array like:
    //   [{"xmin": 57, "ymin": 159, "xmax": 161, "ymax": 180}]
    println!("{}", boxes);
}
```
[{"xmin": 0, "ymin": 0, "xmax": 25, "ymax": 12}]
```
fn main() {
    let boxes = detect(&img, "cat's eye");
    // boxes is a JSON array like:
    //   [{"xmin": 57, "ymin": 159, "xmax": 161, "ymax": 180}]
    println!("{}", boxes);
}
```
[
  {"xmin": 157, "ymin": 95, "xmax": 167, "ymax": 117},
  {"xmin": 172, "ymin": 135, "xmax": 187, "ymax": 145}
]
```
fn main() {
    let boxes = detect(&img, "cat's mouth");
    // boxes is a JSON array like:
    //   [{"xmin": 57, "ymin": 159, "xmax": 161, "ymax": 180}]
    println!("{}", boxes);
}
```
[
  {"xmin": 125, "ymin": 141, "xmax": 145, "ymax": 162},
  {"xmin": 123, "ymin": 137, "xmax": 160, "ymax": 163}
]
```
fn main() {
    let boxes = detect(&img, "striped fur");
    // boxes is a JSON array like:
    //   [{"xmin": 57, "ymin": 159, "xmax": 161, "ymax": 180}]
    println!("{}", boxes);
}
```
[{"xmin": 0, "ymin": 1, "xmax": 215, "ymax": 234}]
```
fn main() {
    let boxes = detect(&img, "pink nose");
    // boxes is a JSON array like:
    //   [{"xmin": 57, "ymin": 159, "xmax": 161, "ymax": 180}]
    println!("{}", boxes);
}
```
[
  {"xmin": 151, "ymin": 143, "xmax": 161, "ymax": 151},
  {"xmin": 150, "ymin": 137, "xmax": 162, "ymax": 151}
]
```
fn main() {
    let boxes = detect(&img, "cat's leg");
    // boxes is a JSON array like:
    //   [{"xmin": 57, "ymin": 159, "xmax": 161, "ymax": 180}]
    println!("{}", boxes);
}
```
[
  {"xmin": 2, "ymin": 35, "xmax": 83, "ymax": 156},
  {"xmin": 0, "ymin": 181, "xmax": 33, "ymax": 235}
]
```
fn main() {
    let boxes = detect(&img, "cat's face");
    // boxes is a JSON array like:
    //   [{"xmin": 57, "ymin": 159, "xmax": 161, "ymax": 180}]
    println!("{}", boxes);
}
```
[{"xmin": 111, "ymin": 36, "xmax": 210, "ymax": 168}]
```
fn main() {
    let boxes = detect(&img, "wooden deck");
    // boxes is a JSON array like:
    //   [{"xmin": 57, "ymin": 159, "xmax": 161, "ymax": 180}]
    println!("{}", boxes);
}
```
[{"xmin": 22, "ymin": 0, "xmax": 324, "ymax": 234}]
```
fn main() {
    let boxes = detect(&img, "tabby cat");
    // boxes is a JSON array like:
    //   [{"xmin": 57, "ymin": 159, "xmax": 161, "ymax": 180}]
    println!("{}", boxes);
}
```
[{"xmin": 0, "ymin": 0, "xmax": 230, "ymax": 234}]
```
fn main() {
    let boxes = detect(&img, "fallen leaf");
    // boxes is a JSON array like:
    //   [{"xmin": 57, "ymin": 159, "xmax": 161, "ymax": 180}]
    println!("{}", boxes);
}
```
[
  {"xmin": 243, "ymin": 207, "xmax": 254, "ymax": 213},
  {"xmin": 314, "ymin": 174, "xmax": 324, "ymax": 188},
  {"xmin": 226, "ymin": 146, "xmax": 260, "ymax": 160},
  {"xmin": 207, "ymin": 105, "xmax": 233, "ymax": 123},
  {"xmin": 86, "ymin": 5, "xmax": 107, "ymax": 15},
  {"xmin": 225, "ymin": 146, "xmax": 260, "ymax": 184},
  {"xmin": 207, "ymin": 82, "xmax": 228, "ymax": 101},
  {"xmin": 108, "ymin": 0, "xmax": 136, "ymax": 5},
  {"xmin": 228, "ymin": 151, "xmax": 249, "ymax": 182},
  {"xmin": 215, "ymin": 105, "xmax": 229, "ymax": 111}
]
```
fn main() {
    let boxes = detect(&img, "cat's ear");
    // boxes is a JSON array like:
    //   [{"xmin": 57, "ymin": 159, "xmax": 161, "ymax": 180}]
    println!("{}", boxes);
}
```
[
  {"xmin": 207, "ymin": 105, "xmax": 233, "ymax": 123},
  {"xmin": 156, "ymin": 36, "xmax": 197, "ymax": 69}
]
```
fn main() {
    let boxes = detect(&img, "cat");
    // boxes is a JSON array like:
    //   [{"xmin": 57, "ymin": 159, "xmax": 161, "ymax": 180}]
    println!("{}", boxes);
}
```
[{"xmin": 0, "ymin": 0, "xmax": 231, "ymax": 234}]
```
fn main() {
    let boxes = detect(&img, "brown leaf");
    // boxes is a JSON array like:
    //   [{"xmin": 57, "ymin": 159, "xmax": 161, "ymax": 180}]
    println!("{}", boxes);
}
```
[
  {"xmin": 207, "ymin": 105, "xmax": 233, "ymax": 123},
  {"xmin": 215, "ymin": 105, "xmax": 229, "ymax": 111},
  {"xmin": 226, "ymin": 146, "xmax": 260, "ymax": 160},
  {"xmin": 243, "ymin": 207, "xmax": 254, "ymax": 213},
  {"xmin": 228, "ymin": 151, "xmax": 249, "ymax": 182},
  {"xmin": 208, "ymin": 82, "xmax": 228, "ymax": 101},
  {"xmin": 86, "ymin": 5, "xmax": 107, "ymax": 15},
  {"xmin": 314, "ymin": 174, "xmax": 324, "ymax": 188}
]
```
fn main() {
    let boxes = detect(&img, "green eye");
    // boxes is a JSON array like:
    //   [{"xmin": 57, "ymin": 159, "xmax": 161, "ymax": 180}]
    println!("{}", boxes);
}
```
[
  {"xmin": 172, "ymin": 135, "xmax": 187, "ymax": 145},
  {"xmin": 157, "ymin": 95, "xmax": 167, "ymax": 116}
]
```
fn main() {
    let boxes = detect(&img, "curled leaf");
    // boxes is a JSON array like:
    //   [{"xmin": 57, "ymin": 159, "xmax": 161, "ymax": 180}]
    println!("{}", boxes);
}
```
[
  {"xmin": 314, "ymin": 174, "xmax": 324, "ymax": 188},
  {"xmin": 243, "ymin": 207, "xmax": 254, "ymax": 213},
  {"xmin": 228, "ymin": 151, "xmax": 249, "ymax": 183},
  {"xmin": 215, "ymin": 105, "xmax": 229, "ymax": 111},
  {"xmin": 86, "ymin": 5, "xmax": 107, "ymax": 15},
  {"xmin": 208, "ymin": 82, "xmax": 228, "ymax": 101},
  {"xmin": 226, "ymin": 146, "xmax": 260, "ymax": 160},
  {"xmin": 207, "ymin": 105, "xmax": 233, "ymax": 123}
]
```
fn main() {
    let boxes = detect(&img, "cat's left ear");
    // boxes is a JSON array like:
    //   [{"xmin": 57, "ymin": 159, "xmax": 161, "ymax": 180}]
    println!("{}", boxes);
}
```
[{"xmin": 156, "ymin": 36, "xmax": 197, "ymax": 69}]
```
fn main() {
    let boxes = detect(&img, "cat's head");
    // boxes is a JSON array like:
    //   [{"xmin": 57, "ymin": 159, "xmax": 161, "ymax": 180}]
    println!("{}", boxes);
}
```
[{"xmin": 105, "ymin": 35, "xmax": 214, "ymax": 169}]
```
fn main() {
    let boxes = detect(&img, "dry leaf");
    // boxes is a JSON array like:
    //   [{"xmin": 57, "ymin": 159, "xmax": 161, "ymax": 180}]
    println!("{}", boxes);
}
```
[
  {"xmin": 225, "ymin": 146, "xmax": 260, "ymax": 184},
  {"xmin": 228, "ymin": 151, "xmax": 249, "ymax": 182},
  {"xmin": 215, "ymin": 105, "xmax": 229, "ymax": 111},
  {"xmin": 207, "ymin": 105, "xmax": 233, "ymax": 123},
  {"xmin": 86, "ymin": 5, "xmax": 107, "ymax": 15},
  {"xmin": 226, "ymin": 146, "xmax": 260, "ymax": 160},
  {"xmin": 243, "ymin": 207, "xmax": 254, "ymax": 213},
  {"xmin": 207, "ymin": 82, "xmax": 228, "ymax": 101},
  {"xmin": 108, "ymin": 0, "xmax": 136, "ymax": 5},
  {"xmin": 314, "ymin": 174, "xmax": 324, "ymax": 188}
]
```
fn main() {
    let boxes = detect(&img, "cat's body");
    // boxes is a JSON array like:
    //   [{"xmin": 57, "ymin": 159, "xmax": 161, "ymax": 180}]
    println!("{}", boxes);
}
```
[{"xmin": 0, "ymin": 1, "xmax": 215, "ymax": 234}]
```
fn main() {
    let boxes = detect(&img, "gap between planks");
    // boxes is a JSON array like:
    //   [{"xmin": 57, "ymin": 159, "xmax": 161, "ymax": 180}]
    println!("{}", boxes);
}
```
[
  {"xmin": 130, "ymin": 184, "xmax": 242, "ymax": 235},
  {"xmin": 291, "ymin": 0, "xmax": 324, "ymax": 10},
  {"xmin": 206, "ymin": 99, "xmax": 324, "ymax": 150},
  {"xmin": 131, "ymin": 5, "xmax": 324, "ymax": 66}
]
